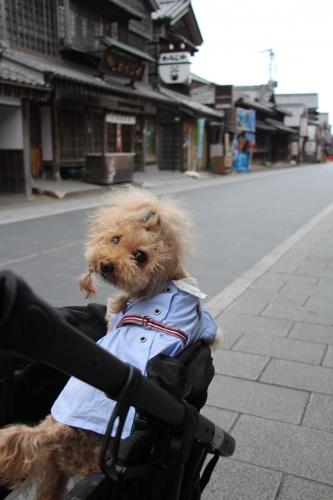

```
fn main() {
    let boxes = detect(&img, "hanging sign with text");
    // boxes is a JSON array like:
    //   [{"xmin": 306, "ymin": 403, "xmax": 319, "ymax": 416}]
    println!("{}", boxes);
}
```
[{"xmin": 99, "ymin": 48, "xmax": 145, "ymax": 81}]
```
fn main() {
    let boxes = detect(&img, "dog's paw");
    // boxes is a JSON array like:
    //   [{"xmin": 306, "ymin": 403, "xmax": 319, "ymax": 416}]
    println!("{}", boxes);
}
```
[{"xmin": 208, "ymin": 327, "xmax": 223, "ymax": 351}]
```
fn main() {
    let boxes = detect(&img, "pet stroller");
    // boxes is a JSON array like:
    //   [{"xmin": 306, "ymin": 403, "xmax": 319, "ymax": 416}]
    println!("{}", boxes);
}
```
[{"xmin": 0, "ymin": 270, "xmax": 235, "ymax": 500}]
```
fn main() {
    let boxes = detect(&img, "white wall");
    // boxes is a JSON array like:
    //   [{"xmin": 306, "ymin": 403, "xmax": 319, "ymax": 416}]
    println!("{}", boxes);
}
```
[{"xmin": 0, "ymin": 105, "xmax": 24, "ymax": 149}]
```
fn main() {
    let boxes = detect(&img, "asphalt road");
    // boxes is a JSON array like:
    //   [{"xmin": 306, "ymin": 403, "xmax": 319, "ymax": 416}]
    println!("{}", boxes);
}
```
[{"xmin": 1, "ymin": 163, "xmax": 333, "ymax": 307}]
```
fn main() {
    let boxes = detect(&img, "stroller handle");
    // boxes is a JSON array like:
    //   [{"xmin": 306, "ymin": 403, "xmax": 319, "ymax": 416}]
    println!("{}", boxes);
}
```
[{"xmin": 0, "ymin": 270, "xmax": 235, "ymax": 458}]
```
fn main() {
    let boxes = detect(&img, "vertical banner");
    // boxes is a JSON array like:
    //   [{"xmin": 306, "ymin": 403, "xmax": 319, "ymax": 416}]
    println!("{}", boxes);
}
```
[
  {"xmin": 116, "ymin": 124, "xmax": 122, "ymax": 152},
  {"xmin": 196, "ymin": 119, "xmax": 205, "ymax": 158},
  {"xmin": 250, "ymin": 110, "xmax": 256, "ymax": 132}
]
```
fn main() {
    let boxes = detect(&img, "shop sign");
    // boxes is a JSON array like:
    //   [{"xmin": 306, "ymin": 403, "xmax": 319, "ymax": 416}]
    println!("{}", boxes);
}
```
[
  {"xmin": 291, "ymin": 141, "xmax": 299, "ymax": 156},
  {"xmin": 236, "ymin": 108, "xmax": 256, "ymax": 132},
  {"xmin": 304, "ymin": 140, "xmax": 317, "ymax": 154},
  {"xmin": 158, "ymin": 52, "xmax": 191, "ymax": 84},
  {"xmin": 299, "ymin": 116, "xmax": 308, "ymax": 137},
  {"xmin": 196, "ymin": 119, "xmax": 205, "ymax": 158},
  {"xmin": 106, "ymin": 113, "xmax": 136, "ymax": 125},
  {"xmin": 307, "ymin": 125, "xmax": 317, "ymax": 141},
  {"xmin": 99, "ymin": 48, "xmax": 145, "ymax": 81},
  {"xmin": 215, "ymin": 85, "xmax": 233, "ymax": 110}
]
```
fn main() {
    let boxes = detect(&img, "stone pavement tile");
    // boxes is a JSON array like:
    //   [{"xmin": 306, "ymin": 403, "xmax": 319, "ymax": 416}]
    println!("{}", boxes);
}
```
[
  {"xmin": 226, "ymin": 296, "xmax": 268, "ymax": 315},
  {"xmin": 250, "ymin": 279, "xmax": 284, "ymax": 291},
  {"xmin": 276, "ymin": 474, "xmax": 333, "ymax": 500},
  {"xmin": 261, "ymin": 302, "xmax": 333, "ymax": 326},
  {"xmin": 202, "ymin": 458, "xmax": 282, "ymax": 500},
  {"xmin": 212, "ymin": 350, "xmax": 269, "ymax": 380},
  {"xmin": 306, "ymin": 254, "xmax": 333, "ymax": 263},
  {"xmin": 200, "ymin": 405, "xmax": 238, "ymax": 433},
  {"xmin": 207, "ymin": 375, "xmax": 308, "ymax": 424},
  {"xmin": 216, "ymin": 311, "xmax": 293, "ymax": 337},
  {"xmin": 280, "ymin": 281, "xmax": 333, "ymax": 298},
  {"xmin": 314, "ymin": 244, "xmax": 333, "ymax": 254},
  {"xmin": 302, "ymin": 393, "xmax": 333, "ymax": 433},
  {"xmin": 260, "ymin": 359, "xmax": 333, "ymax": 395},
  {"xmin": 239, "ymin": 288, "xmax": 309, "ymax": 307},
  {"xmin": 300, "ymin": 259, "xmax": 331, "ymax": 268},
  {"xmin": 296, "ymin": 266, "xmax": 333, "ymax": 278},
  {"xmin": 219, "ymin": 328, "xmax": 245, "ymax": 350},
  {"xmin": 305, "ymin": 295, "xmax": 333, "ymax": 314},
  {"xmin": 268, "ymin": 261, "xmax": 299, "ymax": 273},
  {"xmin": 289, "ymin": 322, "xmax": 333, "ymax": 345},
  {"xmin": 322, "ymin": 345, "xmax": 333, "ymax": 367},
  {"xmin": 232, "ymin": 414, "xmax": 333, "ymax": 486},
  {"xmin": 261, "ymin": 271, "xmax": 318, "ymax": 285},
  {"xmin": 233, "ymin": 332, "xmax": 326, "ymax": 365}
]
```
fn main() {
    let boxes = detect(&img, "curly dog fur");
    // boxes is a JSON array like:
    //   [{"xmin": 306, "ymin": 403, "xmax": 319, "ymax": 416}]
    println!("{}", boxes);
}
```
[{"xmin": 0, "ymin": 186, "xmax": 202, "ymax": 500}]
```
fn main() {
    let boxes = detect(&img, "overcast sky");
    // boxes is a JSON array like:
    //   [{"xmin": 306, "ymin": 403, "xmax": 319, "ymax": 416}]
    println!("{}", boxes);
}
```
[{"xmin": 191, "ymin": 0, "xmax": 333, "ymax": 123}]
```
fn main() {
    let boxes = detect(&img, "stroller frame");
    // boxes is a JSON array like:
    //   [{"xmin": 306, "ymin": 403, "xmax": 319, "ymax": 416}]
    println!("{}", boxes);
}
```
[{"xmin": 0, "ymin": 270, "xmax": 235, "ymax": 500}]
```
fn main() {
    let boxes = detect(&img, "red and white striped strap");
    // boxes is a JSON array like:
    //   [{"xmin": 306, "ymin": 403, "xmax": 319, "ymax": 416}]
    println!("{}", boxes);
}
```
[{"xmin": 116, "ymin": 314, "xmax": 188, "ymax": 345}]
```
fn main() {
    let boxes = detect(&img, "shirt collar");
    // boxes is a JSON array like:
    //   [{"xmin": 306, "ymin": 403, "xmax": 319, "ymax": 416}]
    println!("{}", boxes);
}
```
[{"xmin": 172, "ymin": 277, "xmax": 207, "ymax": 299}]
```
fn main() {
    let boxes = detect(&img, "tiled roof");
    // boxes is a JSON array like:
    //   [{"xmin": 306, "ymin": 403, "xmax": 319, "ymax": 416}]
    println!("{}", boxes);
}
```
[
  {"xmin": 160, "ymin": 86, "xmax": 223, "ymax": 119},
  {"xmin": 266, "ymin": 118, "xmax": 297, "ymax": 134},
  {"xmin": 275, "ymin": 93, "xmax": 318, "ymax": 110},
  {"xmin": 0, "ymin": 48, "xmax": 220, "ymax": 117},
  {"xmin": 0, "ymin": 66, "xmax": 47, "ymax": 88},
  {"xmin": 1, "ymin": 48, "xmax": 175, "ymax": 105},
  {"xmin": 152, "ymin": 0, "xmax": 190, "ymax": 21}
]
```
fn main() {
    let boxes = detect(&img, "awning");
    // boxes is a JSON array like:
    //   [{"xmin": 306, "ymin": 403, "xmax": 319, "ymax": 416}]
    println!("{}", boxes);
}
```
[
  {"xmin": 274, "ymin": 105, "xmax": 293, "ymax": 116},
  {"xmin": 159, "ymin": 86, "xmax": 224, "ymax": 120},
  {"xmin": 237, "ymin": 97, "xmax": 275, "ymax": 115},
  {"xmin": 102, "ymin": 37, "xmax": 155, "ymax": 63},
  {"xmin": 256, "ymin": 120, "xmax": 276, "ymax": 131},
  {"xmin": 266, "ymin": 119, "xmax": 298, "ymax": 134}
]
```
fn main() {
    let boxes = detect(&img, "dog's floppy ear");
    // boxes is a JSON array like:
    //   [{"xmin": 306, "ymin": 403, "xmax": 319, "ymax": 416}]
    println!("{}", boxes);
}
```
[
  {"xmin": 79, "ymin": 268, "xmax": 98, "ymax": 299},
  {"xmin": 141, "ymin": 213, "xmax": 160, "ymax": 231}
]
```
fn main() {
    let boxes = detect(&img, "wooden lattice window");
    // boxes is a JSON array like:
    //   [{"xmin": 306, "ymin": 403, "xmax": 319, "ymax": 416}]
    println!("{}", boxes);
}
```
[
  {"xmin": 106, "ymin": 123, "xmax": 117, "ymax": 153},
  {"xmin": 59, "ymin": 107, "xmax": 86, "ymax": 161},
  {"xmin": 5, "ymin": 0, "xmax": 60, "ymax": 57},
  {"xmin": 88, "ymin": 110, "xmax": 103, "ymax": 154}
]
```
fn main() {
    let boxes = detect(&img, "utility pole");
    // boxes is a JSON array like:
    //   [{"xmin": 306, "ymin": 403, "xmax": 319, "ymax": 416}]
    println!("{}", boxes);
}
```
[{"xmin": 261, "ymin": 48, "xmax": 275, "ymax": 81}]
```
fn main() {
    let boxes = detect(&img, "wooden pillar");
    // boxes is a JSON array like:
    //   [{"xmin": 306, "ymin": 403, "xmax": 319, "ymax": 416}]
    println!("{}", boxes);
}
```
[
  {"xmin": 51, "ymin": 91, "xmax": 60, "ymax": 179},
  {"xmin": 21, "ymin": 99, "xmax": 32, "ymax": 197}
]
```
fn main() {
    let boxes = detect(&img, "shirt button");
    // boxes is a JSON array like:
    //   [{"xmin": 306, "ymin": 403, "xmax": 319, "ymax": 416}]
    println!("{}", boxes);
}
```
[
  {"xmin": 154, "ymin": 308, "xmax": 161, "ymax": 315},
  {"xmin": 139, "ymin": 335, "xmax": 147, "ymax": 342},
  {"xmin": 164, "ymin": 286, "xmax": 172, "ymax": 293}
]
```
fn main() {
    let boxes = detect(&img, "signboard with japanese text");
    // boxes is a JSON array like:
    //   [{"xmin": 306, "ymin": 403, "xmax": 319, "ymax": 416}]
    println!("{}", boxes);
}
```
[
  {"xmin": 106, "ymin": 113, "xmax": 136, "ymax": 125},
  {"xmin": 236, "ymin": 108, "xmax": 256, "ymax": 132},
  {"xmin": 99, "ymin": 48, "xmax": 145, "ymax": 81},
  {"xmin": 304, "ymin": 140, "xmax": 317, "ymax": 154},
  {"xmin": 299, "ymin": 117, "xmax": 308, "ymax": 137},
  {"xmin": 158, "ymin": 52, "xmax": 191, "ymax": 84}
]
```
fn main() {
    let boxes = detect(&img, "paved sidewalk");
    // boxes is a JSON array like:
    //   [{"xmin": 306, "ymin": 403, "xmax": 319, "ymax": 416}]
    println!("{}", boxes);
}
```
[{"xmin": 201, "ymin": 201, "xmax": 333, "ymax": 500}]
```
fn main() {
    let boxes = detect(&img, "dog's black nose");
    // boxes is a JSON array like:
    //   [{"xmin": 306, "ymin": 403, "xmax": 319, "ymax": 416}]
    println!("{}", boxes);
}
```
[{"xmin": 100, "ymin": 260, "xmax": 114, "ymax": 275}]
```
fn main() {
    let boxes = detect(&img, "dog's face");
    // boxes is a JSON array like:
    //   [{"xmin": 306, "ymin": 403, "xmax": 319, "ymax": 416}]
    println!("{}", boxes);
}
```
[
  {"xmin": 86, "ymin": 212, "xmax": 166, "ymax": 297},
  {"xmin": 79, "ymin": 187, "xmax": 193, "ymax": 300}
]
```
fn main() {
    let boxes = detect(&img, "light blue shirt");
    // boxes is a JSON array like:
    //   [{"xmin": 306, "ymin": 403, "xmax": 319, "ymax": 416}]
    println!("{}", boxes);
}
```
[{"xmin": 51, "ymin": 280, "xmax": 216, "ymax": 439}]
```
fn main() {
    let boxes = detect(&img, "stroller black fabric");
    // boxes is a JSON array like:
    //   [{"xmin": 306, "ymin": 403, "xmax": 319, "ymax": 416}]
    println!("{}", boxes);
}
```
[{"xmin": 0, "ymin": 303, "xmax": 216, "ymax": 500}]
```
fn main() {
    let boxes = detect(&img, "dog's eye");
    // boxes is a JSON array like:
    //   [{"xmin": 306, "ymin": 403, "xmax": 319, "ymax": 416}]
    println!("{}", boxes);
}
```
[
  {"xmin": 111, "ymin": 236, "xmax": 121, "ymax": 244},
  {"xmin": 135, "ymin": 251, "xmax": 147, "ymax": 263}
]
